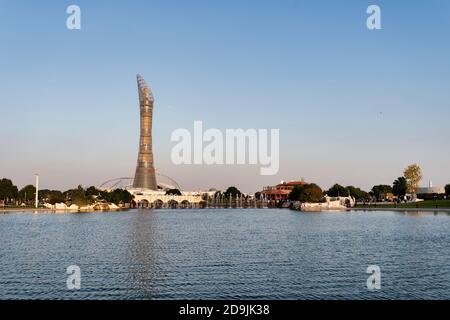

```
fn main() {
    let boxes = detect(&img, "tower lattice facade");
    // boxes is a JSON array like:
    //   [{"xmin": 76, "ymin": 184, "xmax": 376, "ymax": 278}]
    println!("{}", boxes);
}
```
[{"xmin": 133, "ymin": 75, "xmax": 158, "ymax": 190}]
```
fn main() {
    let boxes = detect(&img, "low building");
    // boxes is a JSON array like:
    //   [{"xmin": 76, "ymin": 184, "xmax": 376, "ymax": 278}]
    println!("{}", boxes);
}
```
[
  {"xmin": 418, "ymin": 181, "xmax": 445, "ymax": 194},
  {"xmin": 261, "ymin": 180, "xmax": 307, "ymax": 201}
]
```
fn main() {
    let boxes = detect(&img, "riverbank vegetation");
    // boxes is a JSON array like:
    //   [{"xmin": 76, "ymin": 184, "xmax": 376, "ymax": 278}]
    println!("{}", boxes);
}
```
[
  {"xmin": 289, "ymin": 184, "xmax": 323, "ymax": 203},
  {"xmin": 1, "ymin": 162, "xmax": 449, "ymax": 209},
  {"xmin": 283, "ymin": 164, "xmax": 448, "ymax": 208},
  {"xmin": 0, "ymin": 179, "xmax": 133, "ymax": 208}
]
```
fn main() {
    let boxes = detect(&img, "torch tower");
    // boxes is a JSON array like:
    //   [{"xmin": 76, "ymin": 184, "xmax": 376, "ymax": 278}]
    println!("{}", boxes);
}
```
[{"xmin": 133, "ymin": 75, "xmax": 158, "ymax": 190}]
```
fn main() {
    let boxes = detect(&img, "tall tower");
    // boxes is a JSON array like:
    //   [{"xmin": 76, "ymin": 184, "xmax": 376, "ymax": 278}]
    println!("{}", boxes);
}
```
[{"xmin": 133, "ymin": 75, "xmax": 158, "ymax": 189}]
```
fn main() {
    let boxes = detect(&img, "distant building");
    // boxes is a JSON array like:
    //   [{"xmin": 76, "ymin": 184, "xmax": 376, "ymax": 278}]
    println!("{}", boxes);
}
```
[
  {"xmin": 418, "ymin": 181, "xmax": 445, "ymax": 194},
  {"xmin": 133, "ymin": 75, "xmax": 158, "ymax": 190},
  {"xmin": 105, "ymin": 75, "xmax": 206, "ymax": 207},
  {"xmin": 261, "ymin": 180, "xmax": 307, "ymax": 201}
]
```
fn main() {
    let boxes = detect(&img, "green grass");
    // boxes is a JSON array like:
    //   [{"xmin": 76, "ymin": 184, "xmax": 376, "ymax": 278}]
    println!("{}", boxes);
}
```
[{"xmin": 356, "ymin": 200, "xmax": 450, "ymax": 209}]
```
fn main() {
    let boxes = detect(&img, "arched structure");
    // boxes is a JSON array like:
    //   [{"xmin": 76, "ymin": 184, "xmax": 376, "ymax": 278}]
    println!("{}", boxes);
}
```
[
  {"xmin": 99, "ymin": 173, "xmax": 181, "ymax": 191},
  {"xmin": 138, "ymin": 199, "xmax": 150, "ymax": 209},
  {"xmin": 153, "ymin": 199, "xmax": 164, "ymax": 209},
  {"xmin": 168, "ymin": 200, "xmax": 179, "ymax": 209},
  {"xmin": 132, "ymin": 192, "xmax": 203, "ymax": 208},
  {"xmin": 180, "ymin": 200, "xmax": 190, "ymax": 209}
]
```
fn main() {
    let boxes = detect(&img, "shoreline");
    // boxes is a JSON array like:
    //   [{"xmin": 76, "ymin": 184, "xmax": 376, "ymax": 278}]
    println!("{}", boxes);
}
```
[
  {"xmin": 2, "ymin": 207, "xmax": 450, "ymax": 214},
  {"xmin": 1, "ymin": 208, "xmax": 56, "ymax": 213},
  {"xmin": 0, "ymin": 207, "xmax": 125, "ymax": 214},
  {"xmin": 350, "ymin": 207, "xmax": 450, "ymax": 213}
]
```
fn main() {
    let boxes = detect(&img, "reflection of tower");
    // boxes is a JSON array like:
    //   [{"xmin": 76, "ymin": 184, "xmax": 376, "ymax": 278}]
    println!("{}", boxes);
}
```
[
  {"xmin": 133, "ymin": 75, "xmax": 158, "ymax": 190},
  {"xmin": 126, "ymin": 213, "xmax": 160, "ymax": 298}
]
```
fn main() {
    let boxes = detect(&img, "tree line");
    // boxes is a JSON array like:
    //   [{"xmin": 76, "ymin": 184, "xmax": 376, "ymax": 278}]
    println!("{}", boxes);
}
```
[
  {"xmin": 288, "ymin": 164, "xmax": 447, "ymax": 203},
  {"xmin": 1, "ymin": 163, "xmax": 448, "ymax": 206},
  {"xmin": 0, "ymin": 179, "xmax": 133, "ymax": 206}
]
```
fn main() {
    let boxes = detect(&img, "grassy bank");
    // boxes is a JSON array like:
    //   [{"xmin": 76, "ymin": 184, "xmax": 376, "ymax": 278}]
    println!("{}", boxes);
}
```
[{"xmin": 355, "ymin": 200, "xmax": 450, "ymax": 209}]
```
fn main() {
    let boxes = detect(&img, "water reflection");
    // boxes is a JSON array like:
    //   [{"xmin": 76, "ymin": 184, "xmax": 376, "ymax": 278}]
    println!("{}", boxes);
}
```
[
  {"xmin": 0, "ymin": 209, "xmax": 449, "ymax": 299},
  {"xmin": 397, "ymin": 211, "xmax": 450, "ymax": 217},
  {"xmin": 126, "ymin": 209, "xmax": 162, "ymax": 299}
]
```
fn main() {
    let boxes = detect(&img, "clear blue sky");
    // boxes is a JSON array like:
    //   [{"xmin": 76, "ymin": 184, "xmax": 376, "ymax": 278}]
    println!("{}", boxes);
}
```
[{"xmin": 1, "ymin": 0, "xmax": 449, "ymax": 193}]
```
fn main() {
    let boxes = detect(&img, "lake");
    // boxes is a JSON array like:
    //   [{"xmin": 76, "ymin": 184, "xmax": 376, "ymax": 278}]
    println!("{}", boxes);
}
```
[{"xmin": 0, "ymin": 209, "xmax": 449, "ymax": 299}]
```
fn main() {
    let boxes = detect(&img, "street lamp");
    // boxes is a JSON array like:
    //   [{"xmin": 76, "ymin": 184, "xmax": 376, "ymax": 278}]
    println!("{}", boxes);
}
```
[{"xmin": 35, "ymin": 174, "xmax": 39, "ymax": 209}]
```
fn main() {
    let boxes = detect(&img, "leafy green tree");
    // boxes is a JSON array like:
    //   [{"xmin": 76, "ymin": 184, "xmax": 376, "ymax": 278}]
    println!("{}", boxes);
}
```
[
  {"xmin": 224, "ymin": 186, "xmax": 242, "ymax": 198},
  {"xmin": 288, "ymin": 187, "xmax": 302, "ymax": 201},
  {"xmin": 18, "ymin": 185, "xmax": 36, "ymax": 202},
  {"xmin": 0, "ymin": 178, "xmax": 19, "ymax": 203},
  {"xmin": 345, "ymin": 186, "xmax": 369, "ymax": 200},
  {"xmin": 325, "ymin": 184, "xmax": 368, "ymax": 200},
  {"xmin": 115, "ymin": 189, "xmax": 133, "ymax": 203},
  {"xmin": 86, "ymin": 186, "xmax": 100, "ymax": 197},
  {"xmin": 326, "ymin": 184, "xmax": 348, "ymax": 197},
  {"xmin": 47, "ymin": 194, "xmax": 66, "ymax": 205},
  {"xmin": 99, "ymin": 189, "xmax": 133, "ymax": 204},
  {"xmin": 289, "ymin": 184, "xmax": 323, "ymax": 203},
  {"xmin": 40, "ymin": 189, "xmax": 65, "ymax": 204},
  {"xmin": 392, "ymin": 177, "xmax": 408, "ymax": 197},
  {"xmin": 166, "ymin": 189, "xmax": 182, "ymax": 196},
  {"xmin": 445, "ymin": 184, "xmax": 450, "ymax": 196},
  {"xmin": 371, "ymin": 185, "xmax": 393, "ymax": 200},
  {"xmin": 65, "ymin": 185, "xmax": 90, "ymax": 206},
  {"xmin": 99, "ymin": 191, "xmax": 110, "ymax": 202}
]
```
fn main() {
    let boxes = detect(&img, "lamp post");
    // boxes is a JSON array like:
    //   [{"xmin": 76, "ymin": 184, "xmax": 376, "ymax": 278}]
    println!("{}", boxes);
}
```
[{"xmin": 35, "ymin": 174, "xmax": 39, "ymax": 209}]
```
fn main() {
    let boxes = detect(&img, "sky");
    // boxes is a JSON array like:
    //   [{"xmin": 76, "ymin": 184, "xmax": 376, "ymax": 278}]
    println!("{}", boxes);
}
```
[{"xmin": 1, "ymin": 0, "xmax": 449, "ymax": 193}]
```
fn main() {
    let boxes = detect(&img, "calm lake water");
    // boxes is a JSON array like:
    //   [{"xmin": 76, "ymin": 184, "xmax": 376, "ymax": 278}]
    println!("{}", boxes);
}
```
[{"xmin": 0, "ymin": 209, "xmax": 449, "ymax": 300}]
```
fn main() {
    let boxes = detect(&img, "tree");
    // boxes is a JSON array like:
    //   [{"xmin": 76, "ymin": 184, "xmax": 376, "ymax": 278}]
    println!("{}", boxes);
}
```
[
  {"xmin": 0, "ymin": 178, "xmax": 19, "ymax": 203},
  {"xmin": 99, "ymin": 189, "xmax": 133, "ymax": 204},
  {"xmin": 86, "ymin": 186, "xmax": 100, "ymax": 197},
  {"xmin": 345, "ymin": 186, "xmax": 369, "ymax": 200},
  {"xmin": 65, "ymin": 185, "xmax": 90, "ymax": 206},
  {"xmin": 40, "ymin": 189, "xmax": 65, "ymax": 204},
  {"xmin": 445, "ymin": 184, "xmax": 450, "ymax": 196},
  {"xmin": 224, "ymin": 186, "xmax": 242, "ymax": 199},
  {"xmin": 47, "ymin": 193, "xmax": 66, "ymax": 205},
  {"xmin": 19, "ymin": 185, "xmax": 36, "ymax": 202},
  {"xmin": 371, "ymin": 185, "xmax": 393, "ymax": 200},
  {"xmin": 404, "ymin": 164, "xmax": 422, "ymax": 194},
  {"xmin": 113, "ymin": 189, "xmax": 133, "ymax": 204},
  {"xmin": 289, "ymin": 184, "xmax": 323, "ymax": 203},
  {"xmin": 325, "ymin": 184, "xmax": 368, "ymax": 200},
  {"xmin": 288, "ymin": 187, "xmax": 302, "ymax": 201},
  {"xmin": 166, "ymin": 189, "xmax": 182, "ymax": 196},
  {"xmin": 326, "ymin": 184, "xmax": 348, "ymax": 197},
  {"xmin": 392, "ymin": 177, "xmax": 407, "ymax": 197}
]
